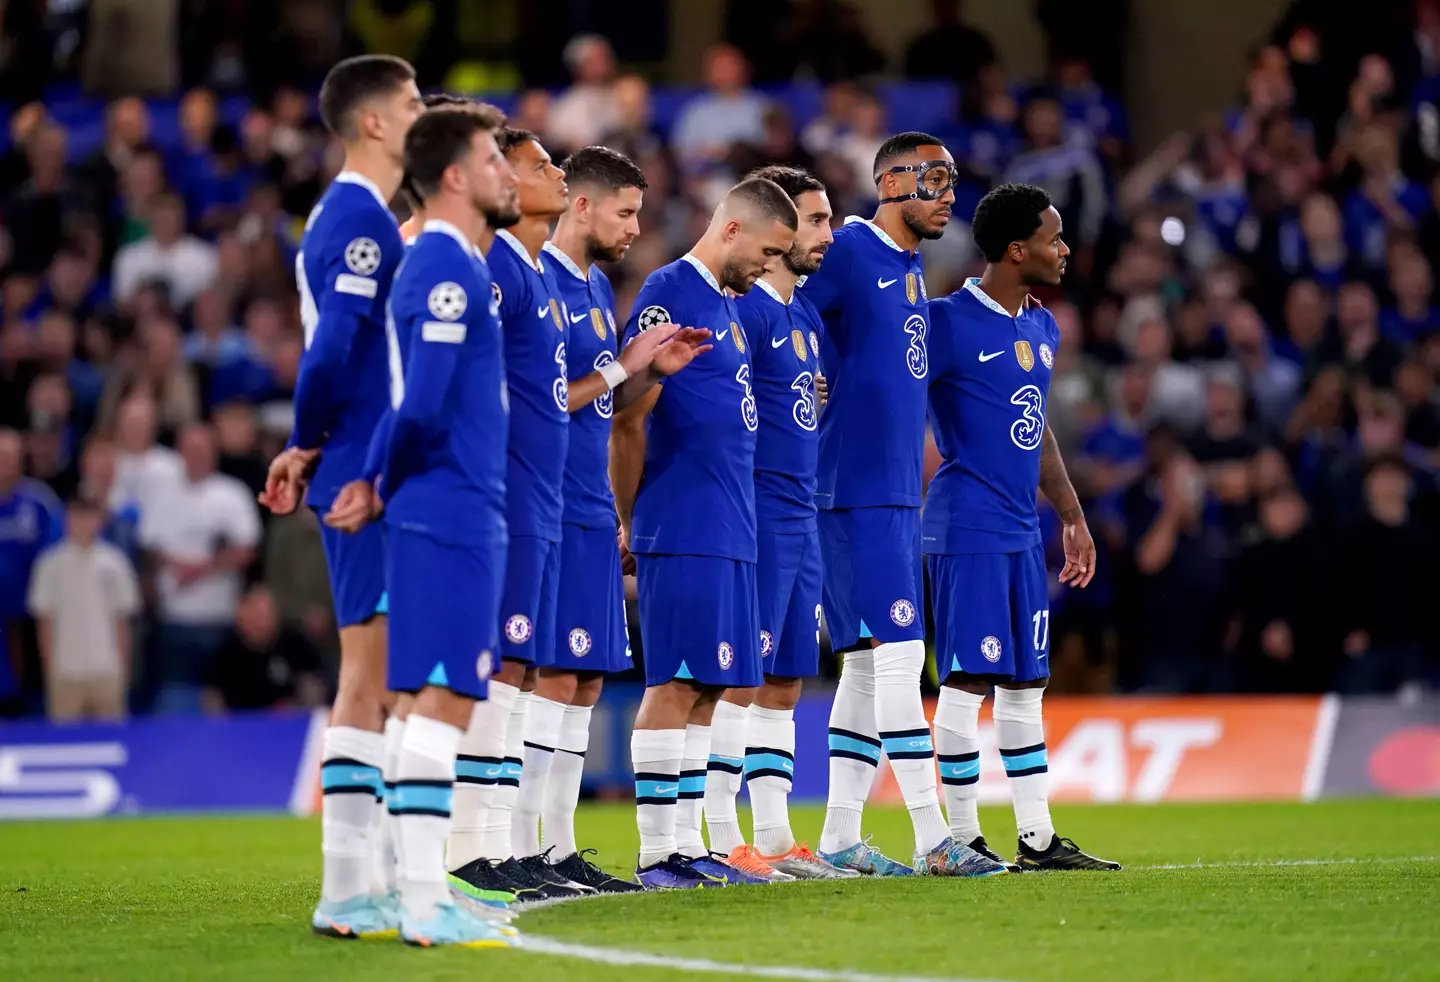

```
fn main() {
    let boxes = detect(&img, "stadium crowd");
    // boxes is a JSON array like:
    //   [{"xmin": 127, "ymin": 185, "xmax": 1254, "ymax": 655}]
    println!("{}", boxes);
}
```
[{"xmin": 1, "ymin": 0, "xmax": 1438, "ymax": 721}]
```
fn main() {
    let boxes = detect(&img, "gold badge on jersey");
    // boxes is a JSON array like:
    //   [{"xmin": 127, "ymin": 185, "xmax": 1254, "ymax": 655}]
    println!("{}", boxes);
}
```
[
  {"xmin": 791, "ymin": 329, "xmax": 808, "ymax": 361},
  {"xmin": 1015, "ymin": 340, "xmax": 1035, "ymax": 372},
  {"xmin": 549, "ymin": 298, "xmax": 563, "ymax": 330},
  {"xmin": 906, "ymin": 273, "xmax": 919, "ymax": 305},
  {"xmin": 590, "ymin": 308, "xmax": 607, "ymax": 340},
  {"xmin": 731, "ymin": 321, "xmax": 745, "ymax": 353}
]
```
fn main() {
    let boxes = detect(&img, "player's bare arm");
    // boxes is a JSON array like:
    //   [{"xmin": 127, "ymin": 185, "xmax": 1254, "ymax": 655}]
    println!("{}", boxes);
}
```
[
  {"xmin": 1038, "ymin": 424, "xmax": 1094, "ymax": 588},
  {"xmin": 258, "ymin": 447, "xmax": 319, "ymax": 514},
  {"xmin": 608, "ymin": 385, "xmax": 660, "ymax": 551}
]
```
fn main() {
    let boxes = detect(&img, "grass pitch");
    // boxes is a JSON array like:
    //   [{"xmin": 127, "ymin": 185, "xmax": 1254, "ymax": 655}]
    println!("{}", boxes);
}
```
[{"xmin": 2, "ymin": 799, "xmax": 1437, "ymax": 982}]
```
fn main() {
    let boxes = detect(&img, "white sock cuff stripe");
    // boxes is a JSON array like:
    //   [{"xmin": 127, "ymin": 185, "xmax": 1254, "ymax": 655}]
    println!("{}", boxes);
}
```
[
  {"xmin": 631, "ymin": 727, "xmax": 685, "ymax": 764},
  {"xmin": 525, "ymin": 695, "xmax": 568, "ymax": 743},
  {"xmin": 934, "ymin": 687, "xmax": 985, "ymax": 736},
  {"xmin": 992, "ymin": 686, "xmax": 1045, "ymax": 725},
  {"xmin": 713, "ymin": 701, "xmax": 750, "ymax": 723},
  {"xmin": 323, "ymin": 725, "xmax": 386, "ymax": 766},
  {"xmin": 683, "ymin": 723, "xmax": 712, "ymax": 760},
  {"xmin": 400, "ymin": 715, "xmax": 464, "ymax": 763},
  {"xmin": 483, "ymin": 681, "xmax": 521, "ymax": 713}
]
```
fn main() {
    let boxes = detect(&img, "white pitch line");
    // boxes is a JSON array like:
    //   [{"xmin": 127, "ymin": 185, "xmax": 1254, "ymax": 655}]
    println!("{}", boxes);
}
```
[
  {"xmin": 1129, "ymin": 855, "xmax": 1438, "ymax": 871},
  {"xmin": 515, "ymin": 856, "xmax": 1438, "ymax": 979},
  {"xmin": 522, "ymin": 936, "xmax": 1018, "ymax": 982}
]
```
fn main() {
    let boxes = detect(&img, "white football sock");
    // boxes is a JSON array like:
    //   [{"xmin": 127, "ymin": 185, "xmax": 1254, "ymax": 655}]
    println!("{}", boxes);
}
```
[
  {"xmin": 934, "ymin": 687, "xmax": 985, "ymax": 844},
  {"xmin": 393, "ymin": 714, "xmax": 462, "ymax": 921},
  {"xmin": 703, "ymin": 701, "xmax": 748, "ymax": 855},
  {"xmin": 746, "ymin": 704, "xmax": 796, "ymax": 856},
  {"xmin": 819, "ymin": 650, "xmax": 879, "ymax": 855},
  {"xmin": 676, "ymin": 723, "xmax": 710, "ymax": 859},
  {"xmin": 632, "ymin": 728, "xmax": 684, "ymax": 868},
  {"xmin": 994, "ymin": 687, "xmax": 1054, "ymax": 850},
  {"xmin": 514, "ymin": 694, "xmax": 565, "ymax": 858},
  {"xmin": 320, "ymin": 725, "xmax": 385, "ymax": 904},
  {"xmin": 447, "ymin": 680, "xmax": 517, "ymax": 869},
  {"xmin": 372, "ymin": 714, "xmax": 404, "ymax": 895},
  {"xmin": 873, "ymin": 639, "xmax": 948, "ymax": 856},
  {"xmin": 541, "ymin": 703, "xmax": 591, "ymax": 858},
  {"xmin": 483, "ymin": 689, "xmax": 528, "ymax": 859}
]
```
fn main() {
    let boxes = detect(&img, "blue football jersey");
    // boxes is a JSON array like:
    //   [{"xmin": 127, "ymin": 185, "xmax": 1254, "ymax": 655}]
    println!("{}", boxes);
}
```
[
  {"xmin": 489, "ymin": 230, "xmax": 570, "ymax": 542},
  {"xmin": 622, "ymin": 255, "xmax": 756, "ymax": 561},
  {"xmin": 923, "ymin": 278, "xmax": 1060, "ymax": 555},
  {"xmin": 379, "ymin": 219, "xmax": 509, "ymax": 543},
  {"xmin": 294, "ymin": 172, "xmax": 404, "ymax": 507},
  {"xmin": 736, "ymin": 278, "xmax": 822, "ymax": 534},
  {"xmin": 541, "ymin": 241, "xmax": 621, "ymax": 530},
  {"xmin": 797, "ymin": 217, "xmax": 930, "ymax": 510}
]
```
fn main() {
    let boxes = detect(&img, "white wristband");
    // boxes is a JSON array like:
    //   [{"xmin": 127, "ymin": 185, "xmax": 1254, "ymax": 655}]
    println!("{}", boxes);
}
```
[{"xmin": 599, "ymin": 360, "xmax": 630, "ymax": 390}]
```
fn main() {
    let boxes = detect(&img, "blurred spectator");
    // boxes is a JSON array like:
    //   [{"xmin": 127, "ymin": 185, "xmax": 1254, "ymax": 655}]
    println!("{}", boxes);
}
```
[
  {"xmin": 1190, "ymin": 369, "xmax": 1262, "ymax": 462},
  {"xmin": 1126, "ymin": 452, "xmax": 1235, "ymax": 692},
  {"xmin": 108, "ymin": 393, "xmax": 182, "ymax": 520},
  {"xmin": 831, "ymin": 88, "xmax": 888, "ymax": 195},
  {"xmin": 599, "ymin": 74, "xmax": 662, "ymax": 162},
  {"xmin": 1278, "ymin": 278, "xmax": 1332, "ymax": 367},
  {"xmin": 1223, "ymin": 303, "xmax": 1302, "ymax": 430},
  {"xmin": 1228, "ymin": 487, "xmax": 1334, "ymax": 692},
  {"xmin": 1003, "ymin": 95, "xmax": 1108, "ymax": 248},
  {"xmin": 184, "ymin": 287, "xmax": 249, "ymax": 367},
  {"xmin": 4, "ymin": 123, "xmax": 76, "ymax": 275},
  {"xmin": 98, "ymin": 315, "xmax": 202, "ymax": 435},
  {"xmin": 1381, "ymin": 250, "xmax": 1440, "ymax": 342},
  {"xmin": 112, "ymin": 193, "xmax": 219, "ymax": 310},
  {"xmin": 1125, "ymin": 317, "xmax": 1206, "ymax": 432},
  {"xmin": 137, "ymin": 422, "xmax": 260, "ymax": 713},
  {"xmin": 1394, "ymin": 359, "xmax": 1440, "ymax": 449},
  {"xmin": 1319, "ymin": 281, "xmax": 1405, "ymax": 387},
  {"xmin": 76, "ymin": 437, "xmax": 142, "ymax": 566},
  {"xmin": 903, "ymin": 0, "xmax": 997, "ymax": 88},
  {"xmin": 81, "ymin": 0, "xmax": 180, "ymax": 97},
  {"xmin": 671, "ymin": 44, "xmax": 768, "ymax": 170},
  {"xmin": 213, "ymin": 402, "xmax": 266, "ymax": 496},
  {"xmin": 201, "ymin": 584, "xmax": 324, "ymax": 714},
  {"xmin": 0, "ymin": 428, "xmax": 64, "ymax": 707},
  {"xmin": 75, "ymin": 97, "xmax": 152, "ymax": 219},
  {"xmin": 548, "ymin": 35, "xmax": 620, "ymax": 154},
  {"xmin": 1342, "ymin": 124, "xmax": 1429, "ymax": 271},
  {"xmin": 1336, "ymin": 457, "xmax": 1432, "ymax": 693},
  {"xmin": 28, "ymin": 494, "xmax": 141, "ymax": 722},
  {"xmin": 262, "ymin": 508, "xmax": 336, "ymax": 654}
]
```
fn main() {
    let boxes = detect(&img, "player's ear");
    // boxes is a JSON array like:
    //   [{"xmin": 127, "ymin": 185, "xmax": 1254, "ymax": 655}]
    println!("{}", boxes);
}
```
[{"xmin": 1008, "ymin": 240, "xmax": 1025, "ymax": 265}]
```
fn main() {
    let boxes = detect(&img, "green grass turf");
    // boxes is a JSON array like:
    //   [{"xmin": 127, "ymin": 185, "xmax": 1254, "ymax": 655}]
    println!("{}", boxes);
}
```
[{"xmin": 1, "ymin": 800, "xmax": 1437, "ymax": 982}]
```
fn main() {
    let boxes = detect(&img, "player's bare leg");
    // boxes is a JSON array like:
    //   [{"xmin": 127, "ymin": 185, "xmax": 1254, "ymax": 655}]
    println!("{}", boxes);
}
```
[{"xmin": 317, "ymin": 618, "xmax": 390, "ymax": 925}]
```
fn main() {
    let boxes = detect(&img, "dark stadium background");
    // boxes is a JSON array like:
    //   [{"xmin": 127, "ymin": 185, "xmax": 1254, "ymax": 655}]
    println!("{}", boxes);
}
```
[{"xmin": 2, "ymin": 0, "xmax": 1439, "ymax": 725}]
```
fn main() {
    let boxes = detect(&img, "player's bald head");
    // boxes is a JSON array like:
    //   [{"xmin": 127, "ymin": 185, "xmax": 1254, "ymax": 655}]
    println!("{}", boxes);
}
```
[{"xmin": 718, "ymin": 177, "xmax": 799, "ymax": 230}]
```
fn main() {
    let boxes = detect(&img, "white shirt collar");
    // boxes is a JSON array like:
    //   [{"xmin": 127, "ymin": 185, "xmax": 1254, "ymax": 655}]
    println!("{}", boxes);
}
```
[
  {"xmin": 844, "ymin": 215, "xmax": 904, "ymax": 253},
  {"xmin": 496, "ymin": 229, "xmax": 543, "ymax": 271},
  {"xmin": 681, "ymin": 253, "xmax": 723, "ymax": 294},
  {"xmin": 542, "ymin": 241, "xmax": 588, "ymax": 282},
  {"xmin": 334, "ymin": 171, "xmax": 389, "ymax": 211},
  {"xmin": 422, "ymin": 219, "xmax": 480, "ymax": 259},
  {"xmin": 963, "ymin": 277, "xmax": 1021, "ymax": 318},
  {"xmin": 753, "ymin": 278, "xmax": 790, "ymax": 305}
]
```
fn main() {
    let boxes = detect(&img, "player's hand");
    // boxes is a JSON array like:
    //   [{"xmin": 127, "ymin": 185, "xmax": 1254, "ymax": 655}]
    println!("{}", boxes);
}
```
[
  {"xmin": 815, "ymin": 373, "xmax": 829, "ymax": 407},
  {"xmin": 649, "ymin": 327, "xmax": 714, "ymax": 377},
  {"xmin": 259, "ymin": 448, "xmax": 318, "ymax": 515},
  {"xmin": 617, "ymin": 323, "xmax": 680, "ymax": 375},
  {"xmin": 618, "ymin": 528, "xmax": 636, "ymax": 576},
  {"xmin": 1058, "ymin": 517, "xmax": 1096, "ymax": 588},
  {"xmin": 325, "ymin": 479, "xmax": 381, "ymax": 533}
]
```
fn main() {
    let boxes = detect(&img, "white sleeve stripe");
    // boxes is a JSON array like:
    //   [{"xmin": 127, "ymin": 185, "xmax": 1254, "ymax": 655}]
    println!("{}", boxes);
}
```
[
  {"xmin": 335, "ymin": 273, "xmax": 379, "ymax": 298},
  {"xmin": 421, "ymin": 320, "xmax": 467, "ymax": 343}
]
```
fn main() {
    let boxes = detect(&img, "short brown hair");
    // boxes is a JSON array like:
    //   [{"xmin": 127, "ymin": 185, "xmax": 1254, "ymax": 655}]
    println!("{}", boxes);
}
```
[
  {"xmin": 319, "ymin": 55, "xmax": 416, "ymax": 140},
  {"xmin": 403, "ymin": 109, "xmax": 504, "ymax": 202},
  {"xmin": 725, "ymin": 177, "xmax": 799, "ymax": 230}
]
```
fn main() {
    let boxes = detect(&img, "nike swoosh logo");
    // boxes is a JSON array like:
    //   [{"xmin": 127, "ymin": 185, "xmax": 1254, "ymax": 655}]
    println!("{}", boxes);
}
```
[
  {"xmin": 877, "ymin": 277, "xmax": 897, "ymax": 289},
  {"xmin": 978, "ymin": 351, "xmax": 1004, "ymax": 362},
  {"xmin": 716, "ymin": 329, "xmax": 729, "ymax": 341},
  {"xmin": 770, "ymin": 337, "xmax": 787, "ymax": 348},
  {"xmin": 653, "ymin": 785, "xmax": 678, "ymax": 794},
  {"xmin": 538, "ymin": 306, "xmax": 551, "ymax": 318},
  {"xmin": 570, "ymin": 312, "xmax": 588, "ymax": 323}
]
